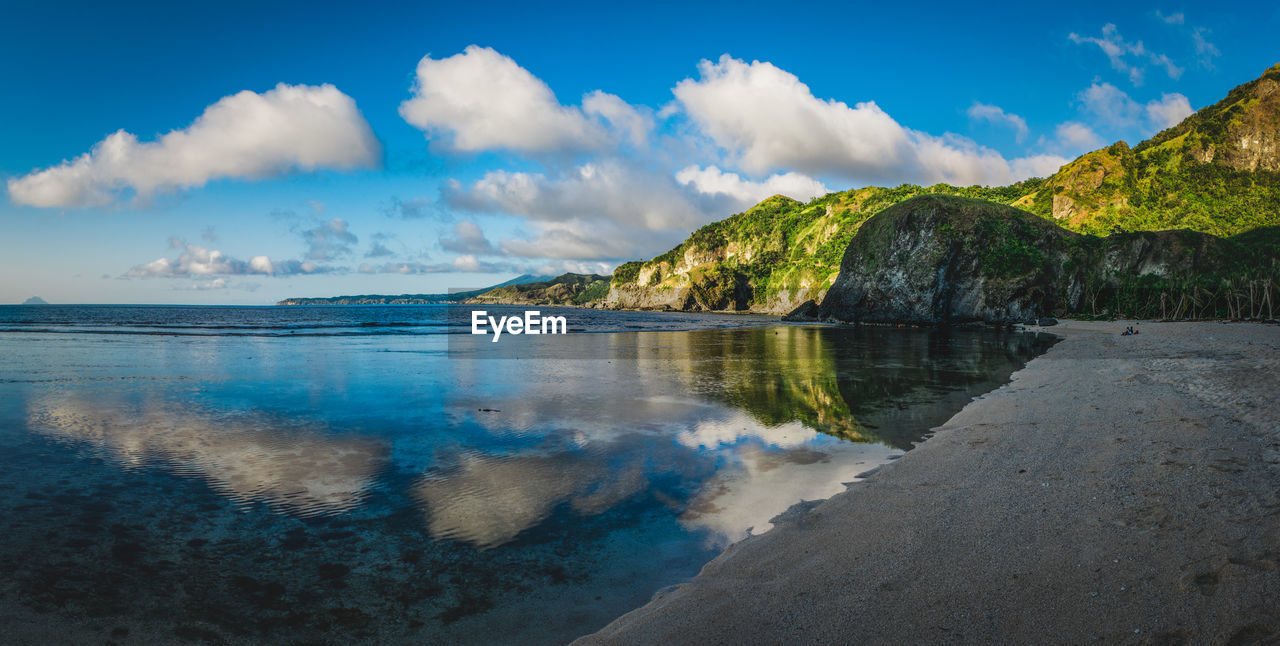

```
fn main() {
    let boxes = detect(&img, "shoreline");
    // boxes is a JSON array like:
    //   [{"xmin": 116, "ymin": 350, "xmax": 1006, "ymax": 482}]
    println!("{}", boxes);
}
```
[{"xmin": 575, "ymin": 320, "xmax": 1280, "ymax": 644}]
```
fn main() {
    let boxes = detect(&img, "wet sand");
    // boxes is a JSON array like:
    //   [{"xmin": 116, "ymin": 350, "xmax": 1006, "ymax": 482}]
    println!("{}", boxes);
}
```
[{"xmin": 577, "ymin": 320, "xmax": 1280, "ymax": 645}]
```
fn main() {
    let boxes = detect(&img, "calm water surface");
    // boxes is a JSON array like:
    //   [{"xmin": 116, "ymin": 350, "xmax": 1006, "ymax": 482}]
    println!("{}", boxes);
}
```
[{"xmin": 0, "ymin": 305, "xmax": 1055, "ymax": 644}]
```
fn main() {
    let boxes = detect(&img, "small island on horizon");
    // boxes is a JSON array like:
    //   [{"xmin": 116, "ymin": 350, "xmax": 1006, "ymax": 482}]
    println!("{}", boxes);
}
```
[{"xmin": 21, "ymin": 296, "xmax": 49, "ymax": 305}]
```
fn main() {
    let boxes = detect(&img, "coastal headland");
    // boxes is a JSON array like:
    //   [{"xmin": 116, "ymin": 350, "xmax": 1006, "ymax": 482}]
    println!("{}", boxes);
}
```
[{"xmin": 577, "ymin": 320, "xmax": 1280, "ymax": 645}]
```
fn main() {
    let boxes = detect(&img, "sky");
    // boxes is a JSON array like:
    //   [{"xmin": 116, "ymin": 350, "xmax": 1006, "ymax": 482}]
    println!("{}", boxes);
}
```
[{"xmin": 2, "ymin": 0, "xmax": 1277, "ymax": 304}]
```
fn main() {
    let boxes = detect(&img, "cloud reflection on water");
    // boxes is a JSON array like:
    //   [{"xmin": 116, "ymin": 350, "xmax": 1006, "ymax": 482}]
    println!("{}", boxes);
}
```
[{"xmin": 26, "ymin": 395, "xmax": 387, "ymax": 516}]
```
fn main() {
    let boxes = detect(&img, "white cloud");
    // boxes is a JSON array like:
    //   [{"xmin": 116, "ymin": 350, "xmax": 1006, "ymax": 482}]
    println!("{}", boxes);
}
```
[
  {"xmin": 439, "ymin": 221, "xmax": 496, "ymax": 255},
  {"xmin": 399, "ymin": 45, "xmax": 606, "ymax": 153},
  {"xmin": 354, "ymin": 256, "xmax": 523, "ymax": 275},
  {"xmin": 529, "ymin": 259, "xmax": 614, "ymax": 276},
  {"xmin": 1079, "ymin": 82, "xmax": 1193, "ymax": 134},
  {"xmin": 184, "ymin": 278, "xmax": 229, "ymax": 290},
  {"xmin": 967, "ymin": 102, "xmax": 1029, "ymax": 142},
  {"xmin": 670, "ymin": 55, "xmax": 1055, "ymax": 186},
  {"xmin": 1192, "ymin": 28, "xmax": 1221, "ymax": 69},
  {"xmin": 444, "ymin": 159, "xmax": 715, "ymax": 231},
  {"xmin": 1009, "ymin": 154, "xmax": 1071, "ymax": 179},
  {"xmin": 582, "ymin": 90, "xmax": 654, "ymax": 148},
  {"xmin": 9, "ymin": 84, "xmax": 380, "ymax": 208},
  {"xmin": 1080, "ymin": 82, "xmax": 1145, "ymax": 129},
  {"xmin": 676, "ymin": 166, "xmax": 829, "ymax": 204},
  {"xmin": 300, "ymin": 217, "xmax": 358, "ymax": 261},
  {"xmin": 1145, "ymin": 93, "xmax": 1194, "ymax": 130},
  {"xmin": 1156, "ymin": 10, "xmax": 1184, "ymax": 25},
  {"xmin": 496, "ymin": 220, "xmax": 685, "ymax": 261},
  {"xmin": 1068, "ymin": 24, "xmax": 1183, "ymax": 86},
  {"xmin": 126, "ymin": 243, "xmax": 335, "ymax": 277},
  {"xmin": 1054, "ymin": 122, "xmax": 1105, "ymax": 150}
]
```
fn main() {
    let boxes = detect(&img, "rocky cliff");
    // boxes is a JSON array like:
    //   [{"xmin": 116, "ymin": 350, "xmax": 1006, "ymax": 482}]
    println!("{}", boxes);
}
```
[
  {"xmin": 816, "ymin": 195, "xmax": 1279, "ymax": 324},
  {"xmin": 605, "ymin": 184, "xmax": 1039, "ymax": 313}
]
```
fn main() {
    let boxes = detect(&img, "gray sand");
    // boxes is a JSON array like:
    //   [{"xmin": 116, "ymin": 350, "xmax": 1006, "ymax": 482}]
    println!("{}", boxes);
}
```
[{"xmin": 577, "ymin": 321, "xmax": 1280, "ymax": 645}]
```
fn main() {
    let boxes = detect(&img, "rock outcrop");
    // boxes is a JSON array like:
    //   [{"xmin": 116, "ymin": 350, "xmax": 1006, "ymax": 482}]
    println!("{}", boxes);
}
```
[{"xmin": 818, "ymin": 195, "xmax": 1276, "ymax": 324}]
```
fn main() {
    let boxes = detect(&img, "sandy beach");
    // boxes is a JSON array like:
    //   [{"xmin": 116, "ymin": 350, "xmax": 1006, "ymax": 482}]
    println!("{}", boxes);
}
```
[{"xmin": 577, "ymin": 320, "xmax": 1280, "ymax": 645}]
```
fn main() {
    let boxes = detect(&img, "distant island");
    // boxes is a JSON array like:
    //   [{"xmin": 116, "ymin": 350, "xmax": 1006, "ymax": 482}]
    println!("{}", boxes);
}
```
[
  {"xmin": 276, "ymin": 274, "xmax": 552, "ymax": 305},
  {"xmin": 22, "ymin": 296, "xmax": 49, "ymax": 305},
  {"xmin": 278, "ymin": 273, "xmax": 611, "ymax": 307}
]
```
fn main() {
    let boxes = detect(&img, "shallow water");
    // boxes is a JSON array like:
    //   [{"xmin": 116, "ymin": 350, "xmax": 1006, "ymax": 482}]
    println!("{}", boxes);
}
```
[{"xmin": 0, "ymin": 305, "xmax": 1055, "ymax": 644}]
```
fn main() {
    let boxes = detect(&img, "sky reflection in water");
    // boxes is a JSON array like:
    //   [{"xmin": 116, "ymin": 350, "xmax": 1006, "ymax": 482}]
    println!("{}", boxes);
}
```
[{"xmin": 0, "ymin": 308, "xmax": 1054, "ymax": 644}]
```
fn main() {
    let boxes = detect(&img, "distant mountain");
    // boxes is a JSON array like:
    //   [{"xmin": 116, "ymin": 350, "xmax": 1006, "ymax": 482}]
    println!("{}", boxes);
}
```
[
  {"xmin": 607, "ymin": 63, "xmax": 1280, "ymax": 314},
  {"xmin": 21, "ymin": 296, "xmax": 49, "ymax": 305},
  {"xmin": 275, "ymin": 274, "xmax": 554, "ymax": 305},
  {"xmin": 466, "ymin": 273, "xmax": 610, "ymax": 306}
]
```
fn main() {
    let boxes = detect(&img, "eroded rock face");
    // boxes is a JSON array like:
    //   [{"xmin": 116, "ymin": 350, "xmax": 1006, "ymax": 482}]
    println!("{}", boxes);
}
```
[
  {"xmin": 819, "ymin": 196, "xmax": 1074, "ymax": 324},
  {"xmin": 817, "ymin": 195, "xmax": 1244, "ymax": 325},
  {"xmin": 605, "ymin": 284, "xmax": 695, "ymax": 311}
]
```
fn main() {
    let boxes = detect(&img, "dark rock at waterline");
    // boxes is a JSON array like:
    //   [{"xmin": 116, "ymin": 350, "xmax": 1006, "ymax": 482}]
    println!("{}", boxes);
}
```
[
  {"xmin": 781, "ymin": 299, "xmax": 820, "ymax": 321},
  {"xmin": 1037, "ymin": 317, "xmax": 1059, "ymax": 326}
]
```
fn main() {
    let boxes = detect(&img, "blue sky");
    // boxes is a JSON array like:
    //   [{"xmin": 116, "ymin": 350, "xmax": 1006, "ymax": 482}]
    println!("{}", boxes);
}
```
[{"xmin": 2, "ymin": 0, "xmax": 1277, "ymax": 304}]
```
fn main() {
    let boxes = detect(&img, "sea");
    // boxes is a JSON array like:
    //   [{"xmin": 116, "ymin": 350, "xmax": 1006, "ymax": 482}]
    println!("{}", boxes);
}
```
[{"xmin": 0, "ymin": 304, "xmax": 1055, "ymax": 644}]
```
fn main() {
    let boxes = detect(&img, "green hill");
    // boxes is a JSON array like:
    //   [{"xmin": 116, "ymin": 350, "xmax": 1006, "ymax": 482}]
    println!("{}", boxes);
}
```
[
  {"xmin": 817, "ymin": 195, "xmax": 1279, "ymax": 323},
  {"xmin": 467, "ymin": 273, "xmax": 610, "ymax": 306},
  {"xmin": 1015, "ymin": 63, "xmax": 1280, "ymax": 236},
  {"xmin": 607, "ymin": 63, "xmax": 1280, "ymax": 314}
]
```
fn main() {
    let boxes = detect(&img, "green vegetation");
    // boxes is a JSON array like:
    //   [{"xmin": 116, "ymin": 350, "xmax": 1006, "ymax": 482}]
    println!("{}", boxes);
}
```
[
  {"xmin": 611, "ymin": 63, "xmax": 1280, "ymax": 314},
  {"xmin": 1018, "ymin": 64, "xmax": 1280, "ymax": 236},
  {"xmin": 570, "ymin": 279, "xmax": 610, "ymax": 305},
  {"xmin": 615, "ymin": 180, "xmax": 1050, "ymax": 311},
  {"xmin": 468, "ymin": 273, "xmax": 610, "ymax": 306},
  {"xmin": 1071, "ymin": 227, "xmax": 1280, "ymax": 321}
]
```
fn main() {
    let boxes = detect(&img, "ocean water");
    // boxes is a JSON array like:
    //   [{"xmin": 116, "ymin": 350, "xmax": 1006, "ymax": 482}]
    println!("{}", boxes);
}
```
[{"xmin": 0, "ymin": 305, "xmax": 1055, "ymax": 644}]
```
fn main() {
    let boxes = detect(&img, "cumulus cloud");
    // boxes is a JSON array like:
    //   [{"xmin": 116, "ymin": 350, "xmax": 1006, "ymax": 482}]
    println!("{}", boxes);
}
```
[
  {"xmin": 9, "ymin": 83, "xmax": 380, "ymax": 208},
  {"xmin": 1053, "ymin": 122, "xmax": 1105, "ymax": 150},
  {"xmin": 1009, "ymin": 154, "xmax": 1071, "ymax": 179},
  {"xmin": 1080, "ymin": 82, "xmax": 1145, "ymax": 129},
  {"xmin": 1156, "ymin": 10, "xmax": 1184, "ymax": 24},
  {"xmin": 399, "ymin": 45, "xmax": 608, "ymax": 153},
  {"xmin": 126, "ymin": 243, "xmax": 335, "ymax": 278},
  {"xmin": 496, "ymin": 220, "xmax": 686, "ymax": 261},
  {"xmin": 1079, "ymin": 82, "xmax": 1193, "ymax": 133},
  {"xmin": 1068, "ymin": 24, "xmax": 1182, "ymax": 86},
  {"xmin": 582, "ymin": 90, "xmax": 654, "ymax": 148},
  {"xmin": 670, "ymin": 55, "xmax": 1056, "ymax": 186},
  {"xmin": 1145, "ymin": 93, "xmax": 1194, "ymax": 130},
  {"xmin": 299, "ymin": 217, "xmax": 358, "ymax": 261},
  {"xmin": 967, "ymin": 102, "xmax": 1029, "ymax": 142},
  {"xmin": 439, "ymin": 221, "xmax": 496, "ymax": 255},
  {"xmin": 675, "ymin": 166, "xmax": 829, "ymax": 204},
  {"xmin": 444, "ymin": 159, "xmax": 718, "ymax": 231}
]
